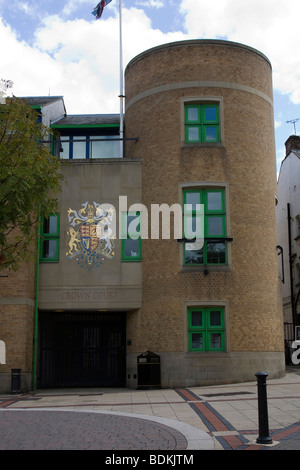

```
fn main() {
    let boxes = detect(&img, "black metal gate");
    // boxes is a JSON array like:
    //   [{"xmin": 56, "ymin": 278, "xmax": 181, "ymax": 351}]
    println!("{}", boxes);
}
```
[{"xmin": 38, "ymin": 311, "xmax": 126, "ymax": 388}]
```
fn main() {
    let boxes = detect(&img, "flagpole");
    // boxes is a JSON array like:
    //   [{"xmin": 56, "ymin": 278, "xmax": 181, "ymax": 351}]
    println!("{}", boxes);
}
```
[{"xmin": 119, "ymin": 0, "xmax": 124, "ymax": 157}]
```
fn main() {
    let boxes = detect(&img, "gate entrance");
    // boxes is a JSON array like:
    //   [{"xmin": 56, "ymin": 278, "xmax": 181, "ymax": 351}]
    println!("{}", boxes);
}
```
[{"xmin": 38, "ymin": 311, "xmax": 126, "ymax": 388}]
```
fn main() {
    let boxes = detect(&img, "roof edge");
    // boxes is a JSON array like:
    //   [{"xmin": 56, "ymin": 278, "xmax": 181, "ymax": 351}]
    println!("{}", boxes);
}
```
[{"xmin": 125, "ymin": 39, "xmax": 272, "ymax": 73}]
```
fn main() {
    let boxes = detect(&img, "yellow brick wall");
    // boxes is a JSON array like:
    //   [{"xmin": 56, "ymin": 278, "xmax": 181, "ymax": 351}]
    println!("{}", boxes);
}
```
[{"xmin": 125, "ymin": 40, "xmax": 284, "ymax": 357}]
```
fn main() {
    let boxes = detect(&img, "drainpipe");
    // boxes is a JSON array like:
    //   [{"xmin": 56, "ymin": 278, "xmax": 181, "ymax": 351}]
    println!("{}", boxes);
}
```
[
  {"xmin": 32, "ymin": 218, "xmax": 41, "ymax": 391},
  {"xmin": 287, "ymin": 203, "xmax": 296, "ymax": 333}
]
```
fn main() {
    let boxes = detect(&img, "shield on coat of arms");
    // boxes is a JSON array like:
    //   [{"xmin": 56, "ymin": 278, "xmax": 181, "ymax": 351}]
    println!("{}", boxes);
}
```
[
  {"xmin": 79, "ymin": 222, "xmax": 99, "ymax": 254},
  {"xmin": 66, "ymin": 201, "xmax": 115, "ymax": 269}
]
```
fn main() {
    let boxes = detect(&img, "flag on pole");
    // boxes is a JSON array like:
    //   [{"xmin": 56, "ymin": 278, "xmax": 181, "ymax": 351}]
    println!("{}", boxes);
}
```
[{"xmin": 92, "ymin": 0, "xmax": 112, "ymax": 19}]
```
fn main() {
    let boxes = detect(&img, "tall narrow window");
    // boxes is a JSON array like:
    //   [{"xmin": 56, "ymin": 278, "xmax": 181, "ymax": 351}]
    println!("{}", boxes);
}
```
[
  {"xmin": 183, "ymin": 188, "xmax": 226, "ymax": 265},
  {"xmin": 121, "ymin": 212, "xmax": 142, "ymax": 261},
  {"xmin": 185, "ymin": 103, "xmax": 219, "ymax": 143},
  {"xmin": 188, "ymin": 307, "xmax": 225, "ymax": 351},
  {"xmin": 40, "ymin": 215, "xmax": 60, "ymax": 262}
]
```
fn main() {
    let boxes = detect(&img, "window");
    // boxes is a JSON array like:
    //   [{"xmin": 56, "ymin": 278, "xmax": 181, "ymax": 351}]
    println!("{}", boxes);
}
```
[
  {"xmin": 121, "ymin": 212, "xmax": 142, "ymax": 261},
  {"xmin": 188, "ymin": 307, "xmax": 225, "ymax": 351},
  {"xmin": 185, "ymin": 103, "xmax": 219, "ymax": 143},
  {"xmin": 40, "ymin": 215, "xmax": 60, "ymax": 262},
  {"xmin": 59, "ymin": 135, "xmax": 121, "ymax": 159},
  {"xmin": 183, "ymin": 188, "xmax": 226, "ymax": 265}
]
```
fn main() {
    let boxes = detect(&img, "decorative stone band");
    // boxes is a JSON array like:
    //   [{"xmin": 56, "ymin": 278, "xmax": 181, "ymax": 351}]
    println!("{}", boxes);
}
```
[{"xmin": 125, "ymin": 80, "xmax": 273, "ymax": 111}]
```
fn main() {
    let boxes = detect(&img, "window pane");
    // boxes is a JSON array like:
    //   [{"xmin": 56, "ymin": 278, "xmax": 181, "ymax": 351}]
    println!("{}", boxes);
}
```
[
  {"xmin": 207, "ymin": 242, "xmax": 226, "ymax": 264},
  {"xmin": 207, "ymin": 192, "xmax": 223, "ymax": 211},
  {"xmin": 123, "ymin": 238, "xmax": 140, "ymax": 258},
  {"xmin": 43, "ymin": 216, "xmax": 57, "ymax": 234},
  {"xmin": 60, "ymin": 136, "xmax": 69, "ymax": 159},
  {"xmin": 210, "ymin": 310, "xmax": 221, "ymax": 326},
  {"xmin": 187, "ymin": 107, "xmax": 200, "ymax": 122},
  {"xmin": 204, "ymin": 106, "xmax": 217, "ymax": 122},
  {"xmin": 207, "ymin": 216, "xmax": 223, "ymax": 236},
  {"xmin": 127, "ymin": 214, "xmax": 140, "ymax": 236},
  {"xmin": 187, "ymin": 127, "xmax": 200, "ymax": 141},
  {"xmin": 192, "ymin": 333, "xmax": 203, "ymax": 349},
  {"xmin": 191, "ymin": 310, "xmax": 203, "ymax": 327},
  {"xmin": 185, "ymin": 243, "xmax": 204, "ymax": 264},
  {"xmin": 73, "ymin": 136, "xmax": 87, "ymax": 158},
  {"xmin": 204, "ymin": 126, "xmax": 217, "ymax": 141},
  {"xmin": 42, "ymin": 240, "xmax": 57, "ymax": 259},
  {"xmin": 210, "ymin": 333, "xmax": 222, "ymax": 349},
  {"xmin": 184, "ymin": 214, "xmax": 204, "ymax": 241},
  {"xmin": 91, "ymin": 136, "xmax": 121, "ymax": 158},
  {"xmin": 185, "ymin": 192, "xmax": 201, "ymax": 211}
]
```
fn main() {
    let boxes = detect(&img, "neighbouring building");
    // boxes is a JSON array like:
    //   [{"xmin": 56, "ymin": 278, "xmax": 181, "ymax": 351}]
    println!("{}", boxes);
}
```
[
  {"xmin": 0, "ymin": 40, "xmax": 285, "ymax": 393},
  {"xmin": 277, "ymin": 135, "xmax": 300, "ymax": 344}
]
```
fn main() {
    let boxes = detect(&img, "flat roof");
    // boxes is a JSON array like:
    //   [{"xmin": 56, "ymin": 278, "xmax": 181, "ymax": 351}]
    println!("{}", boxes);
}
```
[{"xmin": 52, "ymin": 114, "xmax": 121, "ymax": 127}]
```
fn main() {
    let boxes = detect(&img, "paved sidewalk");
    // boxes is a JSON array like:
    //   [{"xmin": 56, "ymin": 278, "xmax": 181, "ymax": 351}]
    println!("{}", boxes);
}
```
[{"xmin": 0, "ymin": 366, "xmax": 300, "ymax": 450}]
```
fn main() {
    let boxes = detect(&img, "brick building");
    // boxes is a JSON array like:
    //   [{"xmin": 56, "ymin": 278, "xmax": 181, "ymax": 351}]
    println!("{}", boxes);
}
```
[
  {"xmin": 0, "ymin": 40, "xmax": 284, "ymax": 393},
  {"xmin": 277, "ymin": 135, "xmax": 300, "ymax": 344}
]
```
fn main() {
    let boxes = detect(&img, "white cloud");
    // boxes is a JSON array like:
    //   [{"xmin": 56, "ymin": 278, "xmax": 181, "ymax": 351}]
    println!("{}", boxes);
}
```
[
  {"xmin": 135, "ymin": 1, "xmax": 164, "ymax": 8},
  {"xmin": 29, "ymin": 7, "xmax": 184, "ymax": 113},
  {"xmin": 3, "ymin": 0, "xmax": 300, "ymax": 120},
  {"xmin": 180, "ymin": 0, "xmax": 300, "ymax": 106},
  {"xmin": 0, "ymin": 19, "xmax": 62, "ymax": 95}
]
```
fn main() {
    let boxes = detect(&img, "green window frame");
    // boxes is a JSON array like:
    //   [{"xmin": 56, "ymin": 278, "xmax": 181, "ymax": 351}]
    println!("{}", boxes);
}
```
[
  {"xmin": 183, "ymin": 188, "xmax": 226, "ymax": 265},
  {"xmin": 40, "ymin": 214, "xmax": 60, "ymax": 262},
  {"xmin": 121, "ymin": 212, "xmax": 142, "ymax": 261},
  {"xmin": 188, "ymin": 307, "xmax": 225, "ymax": 351},
  {"xmin": 185, "ymin": 103, "xmax": 219, "ymax": 143}
]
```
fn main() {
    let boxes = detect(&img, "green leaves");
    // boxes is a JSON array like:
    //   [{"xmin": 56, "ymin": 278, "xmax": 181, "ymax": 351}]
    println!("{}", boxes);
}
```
[{"xmin": 0, "ymin": 97, "xmax": 63, "ymax": 270}]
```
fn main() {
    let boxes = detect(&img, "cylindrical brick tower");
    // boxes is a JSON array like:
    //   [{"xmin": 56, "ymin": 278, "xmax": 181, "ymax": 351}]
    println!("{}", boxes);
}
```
[{"xmin": 125, "ymin": 40, "xmax": 284, "ymax": 387}]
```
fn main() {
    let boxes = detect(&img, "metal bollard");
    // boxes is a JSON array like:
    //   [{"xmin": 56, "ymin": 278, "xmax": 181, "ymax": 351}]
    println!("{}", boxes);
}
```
[{"xmin": 255, "ymin": 371, "xmax": 273, "ymax": 444}]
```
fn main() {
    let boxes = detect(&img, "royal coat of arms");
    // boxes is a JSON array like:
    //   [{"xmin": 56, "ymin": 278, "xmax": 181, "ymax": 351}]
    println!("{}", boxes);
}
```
[{"xmin": 66, "ymin": 201, "xmax": 115, "ymax": 269}]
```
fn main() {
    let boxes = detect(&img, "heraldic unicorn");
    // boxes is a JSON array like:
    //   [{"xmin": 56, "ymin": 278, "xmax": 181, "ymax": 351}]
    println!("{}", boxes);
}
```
[{"xmin": 66, "ymin": 201, "xmax": 115, "ymax": 269}]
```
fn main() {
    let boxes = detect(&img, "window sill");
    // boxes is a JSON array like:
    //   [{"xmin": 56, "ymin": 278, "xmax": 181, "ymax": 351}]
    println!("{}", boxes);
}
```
[
  {"xmin": 185, "ymin": 351, "xmax": 229, "ymax": 357},
  {"xmin": 181, "ymin": 142, "xmax": 225, "ymax": 149},
  {"xmin": 40, "ymin": 260, "xmax": 59, "ymax": 263},
  {"xmin": 181, "ymin": 265, "xmax": 231, "ymax": 273}
]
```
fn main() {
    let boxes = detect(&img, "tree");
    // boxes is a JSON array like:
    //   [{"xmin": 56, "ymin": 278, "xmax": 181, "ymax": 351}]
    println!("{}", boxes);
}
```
[{"xmin": 0, "ymin": 83, "xmax": 63, "ymax": 270}]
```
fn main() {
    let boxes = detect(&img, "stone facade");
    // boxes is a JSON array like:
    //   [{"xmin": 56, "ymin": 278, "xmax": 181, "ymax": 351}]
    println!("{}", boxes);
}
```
[{"xmin": 0, "ymin": 40, "xmax": 285, "ymax": 392}]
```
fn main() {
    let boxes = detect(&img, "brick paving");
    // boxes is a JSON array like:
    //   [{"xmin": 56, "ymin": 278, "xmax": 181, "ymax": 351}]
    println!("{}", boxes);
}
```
[
  {"xmin": 1, "ymin": 368, "xmax": 300, "ymax": 451},
  {"xmin": 0, "ymin": 410, "xmax": 188, "ymax": 450}
]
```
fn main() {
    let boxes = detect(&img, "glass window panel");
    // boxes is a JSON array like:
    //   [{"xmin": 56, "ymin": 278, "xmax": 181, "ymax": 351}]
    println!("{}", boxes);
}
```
[
  {"xmin": 210, "ymin": 310, "xmax": 221, "ymax": 326},
  {"xmin": 73, "ymin": 136, "xmax": 87, "ymax": 159},
  {"xmin": 207, "ymin": 216, "xmax": 223, "ymax": 236},
  {"xmin": 123, "ymin": 238, "xmax": 140, "ymax": 258},
  {"xmin": 204, "ymin": 107, "xmax": 217, "ymax": 122},
  {"xmin": 42, "ymin": 240, "xmax": 57, "ymax": 259},
  {"xmin": 185, "ymin": 192, "xmax": 201, "ymax": 211},
  {"xmin": 204, "ymin": 126, "xmax": 217, "ymax": 141},
  {"xmin": 191, "ymin": 310, "xmax": 203, "ymax": 327},
  {"xmin": 43, "ymin": 215, "xmax": 57, "ymax": 234},
  {"xmin": 187, "ymin": 107, "xmax": 200, "ymax": 122},
  {"xmin": 127, "ymin": 214, "xmax": 140, "ymax": 237},
  {"xmin": 185, "ymin": 244, "xmax": 204, "ymax": 264},
  {"xmin": 192, "ymin": 333, "xmax": 203, "ymax": 349},
  {"xmin": 187, "ymin": 127, "xmax": 200, "ymax": 141},
  {"xmin": 210, "ymin": 333, "xmax": 222, "ymax": 349},
  {"xmin": 207, "ymin": 192, "xmax": 223, "ymax": 211},
  {"xmin": 207, "ymin": 242, "xmax": 226, "ymax": 264},
  {"xmin": 60, "ymin": 136, "xmax": 69, "ymax": 159},
  {"xmin": 91, "ymin": 136, "xmax": 121, "ymax": 158}
]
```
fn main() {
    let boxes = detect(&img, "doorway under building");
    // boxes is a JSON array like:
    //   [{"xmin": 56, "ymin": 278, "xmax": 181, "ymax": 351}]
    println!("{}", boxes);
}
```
[{"xmin": 37, "ymin": 311, "xmax": 126, "ymax": 388}]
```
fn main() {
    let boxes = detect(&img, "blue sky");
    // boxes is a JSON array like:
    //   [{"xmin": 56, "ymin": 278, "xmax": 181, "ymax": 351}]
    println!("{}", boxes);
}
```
[{"xmin": 1, "ymin": 0, "xmax": 300, "ymax": 173}]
